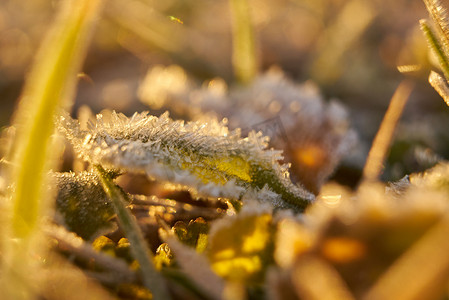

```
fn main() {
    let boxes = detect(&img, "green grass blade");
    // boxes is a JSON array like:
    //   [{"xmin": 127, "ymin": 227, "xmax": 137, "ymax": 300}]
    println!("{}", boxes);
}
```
[
  {"xmin": 229, "ymin": 0, "xmax": 257, "ymax": 84},
  {"xmin": 423, "ymin": 0, "xmax": 449, "ymax": 55},
  {"xmin": 420, "ymin": 19, "xmax": 449, "ymax": 81},
  {"xmin": 94, "ymin": 165, "xmax": 171, "ymax": 300},
  {"xmin": 9, "ymin": 0, "xmax": 104, "ymax": 239},
  {"xmin": 2, "ymin": 0, "xmax": 104, "ymax": 298}
]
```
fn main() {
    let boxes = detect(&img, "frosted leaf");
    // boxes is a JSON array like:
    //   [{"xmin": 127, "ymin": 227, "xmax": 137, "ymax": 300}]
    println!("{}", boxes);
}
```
[
  {"xmin": 58, "ymin": 111, "xmax": 314, "ymax": 212},
  {"xmin": 139, "ymin": 65, "xmax": 356, "ymax": 193},
  {"xmin": 54, "ymin": 170, "xmax": 121, "ymax": 240}
]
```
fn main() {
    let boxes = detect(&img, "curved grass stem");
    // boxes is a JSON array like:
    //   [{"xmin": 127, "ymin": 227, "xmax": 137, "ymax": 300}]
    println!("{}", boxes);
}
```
[{"xmin": 95, "ymin": 165, "xmax": 171, "ymax": 300}]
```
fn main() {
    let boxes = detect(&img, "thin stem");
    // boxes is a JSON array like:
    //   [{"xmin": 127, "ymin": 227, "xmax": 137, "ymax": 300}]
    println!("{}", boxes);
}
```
[
  {"xmin": 94, "ymin": 165, "xmax": 171, "ymax": 300},
  {"xmin": 362, "ymin": 80, "xmax": 413, "ymax": 182}
]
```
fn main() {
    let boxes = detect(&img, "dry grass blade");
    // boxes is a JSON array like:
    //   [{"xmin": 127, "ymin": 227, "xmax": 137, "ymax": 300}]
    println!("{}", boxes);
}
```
[{"xmin": 362, "ymin": 80, "xmax": 413, "ymax": 182}]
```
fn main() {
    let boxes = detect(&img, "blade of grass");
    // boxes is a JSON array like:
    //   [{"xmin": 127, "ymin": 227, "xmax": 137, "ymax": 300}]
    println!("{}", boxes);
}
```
[
  {"xmin": 362, "ymin": 80, "xmax": 413, "ymax": 182},
  {"xmin": 229, "ymin": 0, "xmax": 258, "ymax": 84},
  {"xmin": 423, "ymin": 0, "xmax": 449, "ymax": 55},
  {"xmin": 94, "ymin": 165, "xmax": 171, "ymax": 300},
  {"xmin": 2, "ymin": 0, "xmax": 104, "ymax": 298},
  {"xmin": 420, "ymin": 19, "xmax": 449, "ymax": 81},
  {"xmin": 9, "ymin": 0, "xmax": 104, "ymax": 239}
]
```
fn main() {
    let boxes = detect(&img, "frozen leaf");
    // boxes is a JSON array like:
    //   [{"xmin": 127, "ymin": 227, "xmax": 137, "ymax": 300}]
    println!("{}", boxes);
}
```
[
  {"xmin": 54, "ymin": 170, "xmax": 122, "ymax": 240},
  {"xmin": 139, "ymin": 66, "xmax": 356, "ymax": 193},
  {"xmin": 58, "ymin": 111, "xmax": 314, "ymax": 212}
]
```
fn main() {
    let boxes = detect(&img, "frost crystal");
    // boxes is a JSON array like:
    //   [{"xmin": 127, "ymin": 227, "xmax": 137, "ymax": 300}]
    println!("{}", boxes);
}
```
[
  {"xmin": 139, "ymin": 65, "xmax": 356, "ymax": 193},
  {"xmin": 58, "ymin": 111, "xmax": 314, "ymax": 211}
]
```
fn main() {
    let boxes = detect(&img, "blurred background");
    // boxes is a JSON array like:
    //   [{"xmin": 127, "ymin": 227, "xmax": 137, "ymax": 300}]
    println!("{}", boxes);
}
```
[{"xmin": 1, "ymin": 0, "xmax": 449, "ymax": 186}]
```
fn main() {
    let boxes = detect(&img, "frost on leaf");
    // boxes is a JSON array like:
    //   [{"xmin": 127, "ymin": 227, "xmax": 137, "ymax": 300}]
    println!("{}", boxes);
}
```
[
  {"xmin": 58, "ymin": 111, "xmax": 314, "ymax": 212},
  {"xmin": 54, "ymin": 170, "xmax": 121, "ymax": 240},
  {"xmin": 139, "ymin": 65, "xmax": 356, "ymax": 193}
]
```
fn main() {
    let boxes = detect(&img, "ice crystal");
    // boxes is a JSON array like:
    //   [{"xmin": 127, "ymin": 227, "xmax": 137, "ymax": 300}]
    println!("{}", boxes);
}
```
[
  {"xmin": 139, "ymin": 65, "xmax": 356, "ymax": 193},
  {"xmin": 58, "ymin": 111, "xmax": 314, "ymax": 212}
]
